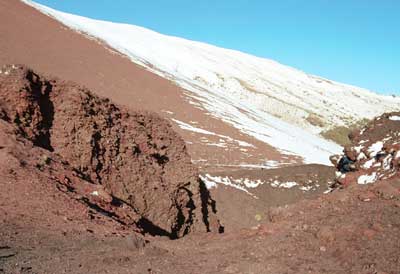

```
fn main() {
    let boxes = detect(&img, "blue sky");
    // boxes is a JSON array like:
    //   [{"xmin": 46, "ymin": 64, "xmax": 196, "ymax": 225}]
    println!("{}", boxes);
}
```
[{"xmin": 32, "ymin": 0, "xmax": 400, "ymax": 95}]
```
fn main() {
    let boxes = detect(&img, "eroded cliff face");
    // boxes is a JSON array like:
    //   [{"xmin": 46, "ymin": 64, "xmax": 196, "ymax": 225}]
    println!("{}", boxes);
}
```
[{"xmin": 0, "ymin": 64, "xmax": 221, "ymax": 238}]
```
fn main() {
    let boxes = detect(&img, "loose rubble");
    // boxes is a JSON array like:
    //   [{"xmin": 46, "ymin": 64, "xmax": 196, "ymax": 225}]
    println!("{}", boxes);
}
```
[{"xmin": 331, "ymin": 112, "xmax": 400, "ymax": 187}]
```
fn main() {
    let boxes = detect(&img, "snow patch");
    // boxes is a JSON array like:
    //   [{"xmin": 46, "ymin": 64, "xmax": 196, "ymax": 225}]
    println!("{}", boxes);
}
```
[
  {"xmin": 367, "ymin": 141, "xmax": 383, "ymax": 158},
  {"xmin": 204, "ymin": 163, "xmax": 288, "ymax": 169},
  {"xmin": 206, "ymin": 143, "xmax": 227, "ymax": 148},
  {"xmin": 362, "ymin": 158, "xmax": 376, "ymax": 169},
  {"xmin": 172, "ymin": 118, "xmax": 254, "ymax": 148},
  {"xmin": 357, "ymin": 152, "xmax": 367, "ymax": 161},
  {"xmin": 300, "ymin": 185, "xmax": 314, "ymax": 191},
  {"xmin": 271, "ymin": 180, "xmax": 298, "ymax": 188},
  {"xmin": 357, "ymin": 172, "xmax": 377, "ymax": 185},
  {"xmin": 382, "ymin": 155, "xmax": 393, "ymax": 171},
  {"xmin": 389, "ymin": 116, "xmax": 400, "ymax": 121},
  {"xmin": 172, "ymin": 118, "xmax": 216, "ymax": 135},
  {"xmin": 354, "ymin": 145, "xmax": 364, "ymax": 154},
  {"xmin": 200, "ymin": 174, "xmax": 258, "ymax": 198},
  {"xmin": 264, "ymin": 160, "xmax": 280, "ymax": 168}
]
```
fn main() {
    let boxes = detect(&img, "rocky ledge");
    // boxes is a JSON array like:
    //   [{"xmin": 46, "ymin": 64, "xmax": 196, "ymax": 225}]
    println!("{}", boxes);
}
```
[{"xmin": 0, "ymin": 64, "xmax": 221, "ymax": 238}]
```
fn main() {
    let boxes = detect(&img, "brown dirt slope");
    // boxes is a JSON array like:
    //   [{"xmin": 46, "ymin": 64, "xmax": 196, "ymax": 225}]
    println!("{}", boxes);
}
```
[
  {"xmin": 0, "ymin": 67, "xmax": 399, "ymax": 273},
  {"xmin": 0, "ymin": 64, "xmax": 220, "ymax": 238},
  {"xmin": 208, "ymin": 164, "xmax": 336, "ymax": 230},
  {"xmin": 1, "ymin": 174, "xmax": 400, "ymax": 273},
  {"xmin": 0, "ymin": 0, "xmax": 295, "ymax": 169}
]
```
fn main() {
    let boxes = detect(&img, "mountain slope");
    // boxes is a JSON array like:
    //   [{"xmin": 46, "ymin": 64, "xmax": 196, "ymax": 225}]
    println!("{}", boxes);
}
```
[
  {"xmin": 11, "ymin": 0, "xmax": 400, "ymax": 166},
  {"xmin": 0, "ymin": 0, "xmax": 295, "ymax": 170}
]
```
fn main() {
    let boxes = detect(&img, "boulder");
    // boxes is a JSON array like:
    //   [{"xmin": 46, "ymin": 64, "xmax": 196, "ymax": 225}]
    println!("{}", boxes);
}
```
[{"xmin": 0, "ymin": 64, "xmax": 221, "ymax": 238}]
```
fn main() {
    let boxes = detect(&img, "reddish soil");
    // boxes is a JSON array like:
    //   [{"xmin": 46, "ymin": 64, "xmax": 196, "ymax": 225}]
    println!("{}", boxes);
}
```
[
  {"xmin": 0, "ymin": 65, "xmax": 220, "ymax": 238},
  {"xmin": 1, "ymin": 73, "xmax": 399, "ymax": 272},
  {"xmin": 0, "ymin": 1, "xmax": 399, "ymax": 273},
  {"xmin": 0, "ymin": 0, "xmax": 295, "ymax": 169},
  {"xmin": 2, "ymin": 172, "xmax": 400, "ymax": 273},
  {"xmin": 209, "ymin": 164, "xmax": 336, "ymax": 230}
]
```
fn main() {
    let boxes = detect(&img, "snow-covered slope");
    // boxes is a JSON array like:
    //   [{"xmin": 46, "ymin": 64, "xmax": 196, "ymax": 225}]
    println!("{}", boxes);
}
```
[{"xmin": 21, "ymin": 0, "xmax": 400, "ymax": 165}]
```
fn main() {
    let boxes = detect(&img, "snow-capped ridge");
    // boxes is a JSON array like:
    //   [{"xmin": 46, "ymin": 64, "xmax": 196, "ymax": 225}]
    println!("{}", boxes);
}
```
[{"xmin": 21, "ymin": 0, "xmax": 400, "ymax": 166}]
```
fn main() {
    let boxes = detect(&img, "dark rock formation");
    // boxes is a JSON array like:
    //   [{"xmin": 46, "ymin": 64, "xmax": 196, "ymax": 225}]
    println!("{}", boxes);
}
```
[{"xmin": 0, "ymin": 64, "xmax": 221, "ymax": 238}]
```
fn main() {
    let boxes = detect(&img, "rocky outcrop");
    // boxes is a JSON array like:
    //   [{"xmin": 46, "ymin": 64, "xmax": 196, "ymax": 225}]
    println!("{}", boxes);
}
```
[
  {"xmin": 331, "ymin": 112, "xmax": 400, "ymax": 186},
  {"xmin": 0, "ymin": 64, "xmax": 221, "ymax": 238}
]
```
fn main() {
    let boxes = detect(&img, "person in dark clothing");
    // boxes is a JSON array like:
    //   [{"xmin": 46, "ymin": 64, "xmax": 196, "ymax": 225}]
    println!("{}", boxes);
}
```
[{"xmin": 338, "ymin": 156, "xmax": 356, "ymax": 173}]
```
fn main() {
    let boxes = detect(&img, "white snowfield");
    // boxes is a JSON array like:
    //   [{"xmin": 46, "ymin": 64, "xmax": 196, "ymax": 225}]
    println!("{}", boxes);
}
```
[
  {"xmin": 389, "ymin": 115, "xmax": 400, "ymax": 121},
  {"xmin": 22, "ymin": 0, "xmax": 400, "ymax": 165}
]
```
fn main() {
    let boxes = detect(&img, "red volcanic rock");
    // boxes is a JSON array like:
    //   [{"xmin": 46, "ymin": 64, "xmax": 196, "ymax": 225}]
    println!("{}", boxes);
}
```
[
  {"xmin": 344, "ymin": 146, "xmax": 358, "ymax": 162},
  {"xmin": 336, "ymin": 171, "xmax": 362, "ymax": 187},
  {"xmin": 0, "ymin": 65, "xmax": 220, "ymax": 238},
  {"xmin": 333, "ymin": 112, "xmax": 400, "ymax": 187}
]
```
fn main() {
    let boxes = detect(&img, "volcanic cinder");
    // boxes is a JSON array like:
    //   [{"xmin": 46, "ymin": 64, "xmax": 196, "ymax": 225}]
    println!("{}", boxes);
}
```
[{"xmin": 0, "ymin": 64, "xmax": 221, "ymax": 238}]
